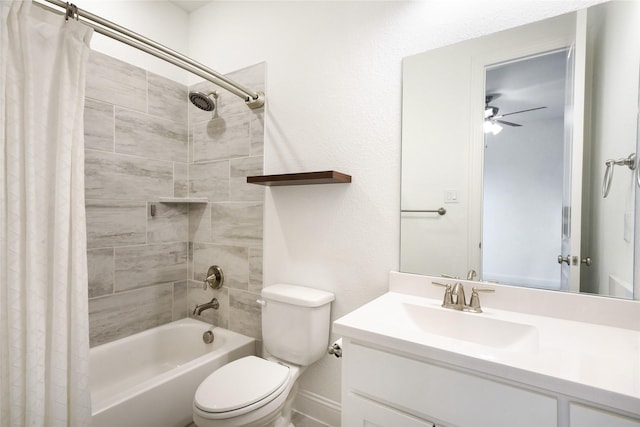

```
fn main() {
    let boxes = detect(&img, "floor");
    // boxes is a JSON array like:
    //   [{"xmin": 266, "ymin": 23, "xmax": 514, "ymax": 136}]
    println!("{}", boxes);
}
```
[{"xmin": 291, "ymin": 411, "xmax": 330, "ymax": 427}]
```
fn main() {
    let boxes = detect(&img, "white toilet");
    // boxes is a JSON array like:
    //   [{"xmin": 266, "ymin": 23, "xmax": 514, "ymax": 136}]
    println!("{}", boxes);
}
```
[{"xmin": 192, "ymin": 284, "xmax": 335, "ymax": 427}]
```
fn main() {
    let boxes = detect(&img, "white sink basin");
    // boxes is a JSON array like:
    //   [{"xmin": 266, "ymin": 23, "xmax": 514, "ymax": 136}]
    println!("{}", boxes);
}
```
[{"xmin": 400, "ymin": 302, "xmax": 539, "ymax": 352}]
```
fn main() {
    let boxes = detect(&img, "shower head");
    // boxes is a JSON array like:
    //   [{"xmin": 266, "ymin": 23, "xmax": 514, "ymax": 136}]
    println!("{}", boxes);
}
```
[{"xmin": 189, "ymin": 91, "xmax": 218, "ymax": 112}]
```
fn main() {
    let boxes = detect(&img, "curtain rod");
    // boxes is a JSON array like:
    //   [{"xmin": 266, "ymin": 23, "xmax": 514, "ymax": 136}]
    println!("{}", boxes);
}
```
[{"xmin": 36, "ymin": 0, "xmax": 265, "ymax": 109}]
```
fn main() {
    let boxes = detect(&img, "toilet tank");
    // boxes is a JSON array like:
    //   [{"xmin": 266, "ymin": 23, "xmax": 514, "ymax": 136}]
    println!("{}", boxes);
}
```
[{"xmin": 261, "ymin": 284, "xmax": 335, "ymax": 366}]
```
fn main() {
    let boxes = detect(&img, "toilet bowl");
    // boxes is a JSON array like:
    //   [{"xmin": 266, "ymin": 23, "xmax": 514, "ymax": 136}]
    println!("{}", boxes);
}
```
[
  {"xmin": 192, "ymin": 284, "xmax": 334, "ymax": 427},
  {"xmin": 193, "ymin": 356, "xmax": 302, "ymax": 427}
]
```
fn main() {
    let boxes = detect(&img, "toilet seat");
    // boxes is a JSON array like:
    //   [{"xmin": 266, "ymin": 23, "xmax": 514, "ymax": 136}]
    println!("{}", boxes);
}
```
[{"xmin": 194, "ymin": 356, "xmax": 290, "ymax": 416}]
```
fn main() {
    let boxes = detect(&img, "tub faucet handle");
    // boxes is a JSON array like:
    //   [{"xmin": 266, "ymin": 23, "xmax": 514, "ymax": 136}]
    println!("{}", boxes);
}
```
[{"xmin": 203, "ymin": 265, "xmax": 224, "ymax": 290}]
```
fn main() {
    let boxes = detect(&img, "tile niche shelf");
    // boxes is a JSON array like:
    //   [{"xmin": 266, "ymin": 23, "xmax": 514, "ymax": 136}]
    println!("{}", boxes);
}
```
[
  {"xmin": 157, "ymin": 197, "xmax": 209, "ymax": 203},
  {"xmin": 246, "ymin": 171, "xmax": 352, "ymax": 186}
]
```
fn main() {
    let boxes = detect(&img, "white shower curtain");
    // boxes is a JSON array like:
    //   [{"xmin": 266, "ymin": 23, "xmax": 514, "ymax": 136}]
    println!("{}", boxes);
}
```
[{"xmin": 1, "ymin": 1, "xmax": 93, "ymax": 425}]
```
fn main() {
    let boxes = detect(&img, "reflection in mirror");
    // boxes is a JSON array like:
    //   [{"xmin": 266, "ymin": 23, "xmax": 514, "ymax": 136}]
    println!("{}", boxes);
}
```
[
  {"xmin": 482, "ymin": 49, "xmax": 572, "ymax": 291},
  {"xmin": 400, "ymin": 1, "xmax": 640, "ymax": 299}
]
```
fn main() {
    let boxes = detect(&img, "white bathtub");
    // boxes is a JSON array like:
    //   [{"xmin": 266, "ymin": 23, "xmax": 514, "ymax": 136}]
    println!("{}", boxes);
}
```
[{"xmin": 90, "ymin": 317, "xmax": 255, "ymax": 427}]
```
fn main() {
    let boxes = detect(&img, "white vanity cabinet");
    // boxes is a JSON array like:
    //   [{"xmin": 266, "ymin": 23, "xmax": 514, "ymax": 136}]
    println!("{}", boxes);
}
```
[
  {"xmin": 342, "ymin": 340, "xmax": 557, "ymax": 427},
  {"xmin": 343, "ymin": 393, "xmax": 440, "ymax": 427},
  {"xmin": 569, "ymin": 404, "xmax": 640, "ymax": 427},
  {"xmin": 334, "ymin": 273, "xmax": 640, "ymax": 427},
  {"xmin": 341, "ymin": 339, "xmax": 640, "ymax": 427}
]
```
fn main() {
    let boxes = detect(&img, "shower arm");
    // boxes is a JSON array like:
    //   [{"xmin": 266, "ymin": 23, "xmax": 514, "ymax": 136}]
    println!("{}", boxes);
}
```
[{"xmin": 36, "ymin": 0, "xmax": 265, "ymax": 109}]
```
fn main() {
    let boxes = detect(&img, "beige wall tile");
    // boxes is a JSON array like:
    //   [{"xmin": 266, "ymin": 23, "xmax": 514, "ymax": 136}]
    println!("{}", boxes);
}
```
[
  {"xmin": 248, "ymin": 248, "xmax": 263, "ymax": 294},
  {"xmin": 86, "ymin": 51, "xmax": 147, "ymax": 112},
  {"xmin": 147, "ymin": 202, "xmax": 188, "ymax": 243},
  {"xmin": 114, "ymin": 242, "xmax": 188, "ymax": 292},
  {"xmin": 148, "ymin": 72, "xmax": 188, "ymax": 124},
  {"xmin": 174, "ymin": 162, "xmax": 189, "ymax": 197},
  {"xmin": 210, "ymin": 202, "xmax": 263, "ymax": 247},
  {"xmin": 229, "ymin": 289, "xmax": 261, "ymax": 339},
  {"xmin": 85, "ymin": 149, "xmax": 173, "ymax": 200},
  {"xmin": 173, "ymin": 281, "xmax": 188, "ymax": 321},
  {"xmin": 89, "ymin": 283, "xmax": 173, "ymax": 347},
  {"xmin": 188, "ymin": 160, "xmax": 230, "ymax": 201},
  {"xmin": 250, "ymin": 111, "xmax": 264, "ymax": 156},
  {"xmin": 84, "ymin": 98, "xmax": 114, "ymax": 151},
  {"xmin": 87, "ymin": 248, "xmax": 114, "ymax": 298},
  {"xmin": 192, "ymin": 114, "xmax": 251, "ymax": 162},
  {"xmin": 189, "ymin": 203, "xmax": 211, "ymax": 243},
  {"xmin": 229, "ymin": 156, "xmax": 264, "ymax": 201},
  {"xmin": 86, "ymin": 200, "xmax": 147, "ymax": 248},
  {"xmin": 115, "ymin": 108, "xmax": 188, "ymax": 163}
]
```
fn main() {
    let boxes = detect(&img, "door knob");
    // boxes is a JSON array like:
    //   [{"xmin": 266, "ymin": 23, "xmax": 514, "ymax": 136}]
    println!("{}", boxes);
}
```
[
  {"xmin": 581, "ymin": 257, "xmax": 592, "ymax": 267},
  {"xmin": 557, "ymin": 255, "xmax": 571, "ymax": 265}
]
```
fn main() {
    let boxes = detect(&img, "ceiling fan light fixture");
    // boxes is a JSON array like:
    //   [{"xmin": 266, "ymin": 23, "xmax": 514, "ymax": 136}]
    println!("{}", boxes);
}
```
[{"xmin": 483, "ymin": 120, "xmax": 503, "ymax": 135}]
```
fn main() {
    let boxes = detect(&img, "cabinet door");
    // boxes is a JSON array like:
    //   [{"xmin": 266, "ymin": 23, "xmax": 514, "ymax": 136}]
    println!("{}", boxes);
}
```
[
  {"xmin": 345, "ymin": 343, "xmax": 557, "ymax": 427},
  {"xmin": 570, "ymin": 403, "xmax": 640, "ymax": 427},
  {"xmin": 343, "ymin": 392, "xmax": 438, "ymax": 427}
]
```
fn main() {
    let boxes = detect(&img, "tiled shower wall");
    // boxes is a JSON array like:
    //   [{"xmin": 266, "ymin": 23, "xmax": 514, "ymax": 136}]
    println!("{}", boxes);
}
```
[
  {"xmin": 185, "ymin": 65, "xmax": 266, "ymax": 340},
  {"xmin": 84, "ymin": 51, "xmax": 265, "ymax": 347}
]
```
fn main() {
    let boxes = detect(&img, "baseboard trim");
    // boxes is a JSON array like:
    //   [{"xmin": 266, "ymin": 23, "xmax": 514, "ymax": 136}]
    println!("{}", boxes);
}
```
[{"xmin": 293, "ymin": 389, "xmax": 341, "ymax": 427}]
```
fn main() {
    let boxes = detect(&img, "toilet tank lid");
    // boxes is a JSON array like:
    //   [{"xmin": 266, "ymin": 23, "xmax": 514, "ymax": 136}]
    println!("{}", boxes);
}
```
[{"xmin": 262, "ymin": 284, "xmax": 335, "ymax": 307}]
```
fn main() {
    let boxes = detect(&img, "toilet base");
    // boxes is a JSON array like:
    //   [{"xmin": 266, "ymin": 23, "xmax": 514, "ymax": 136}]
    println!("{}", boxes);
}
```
[{"xmin": 272, "ymin": 382, "xmax": 298, "ymax": 427}]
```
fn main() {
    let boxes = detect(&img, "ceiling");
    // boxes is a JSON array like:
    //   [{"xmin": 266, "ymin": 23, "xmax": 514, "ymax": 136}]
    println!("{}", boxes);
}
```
[
  {"xmin": 168, "ymin": 0, "xmax": 213, "ymax": 13},
  {"xmin": 485, "ymin": 49, "xmax": 569, "ymax": 126}
]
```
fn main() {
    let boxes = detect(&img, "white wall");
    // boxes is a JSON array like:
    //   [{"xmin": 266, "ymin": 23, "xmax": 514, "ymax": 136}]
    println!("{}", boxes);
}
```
[{"xmin": 187, "ymin": 1, "xmax": 602, "ymax": 422}]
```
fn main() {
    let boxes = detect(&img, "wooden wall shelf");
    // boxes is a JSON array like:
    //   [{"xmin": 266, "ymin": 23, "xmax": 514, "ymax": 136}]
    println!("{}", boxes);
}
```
[{"xmin": 247, "ymin": 171, "xmax": 352, "ymax": 186}]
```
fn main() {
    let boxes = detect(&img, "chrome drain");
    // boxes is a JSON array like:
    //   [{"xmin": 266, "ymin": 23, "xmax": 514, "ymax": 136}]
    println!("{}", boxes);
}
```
[{"xmin": 202, "ymin": 330, "xmax": 214, "ymax": 344}]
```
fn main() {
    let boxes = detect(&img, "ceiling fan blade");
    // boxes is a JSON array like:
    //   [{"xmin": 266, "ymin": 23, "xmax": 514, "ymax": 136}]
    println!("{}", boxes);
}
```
[
  {"xmin": 496, "ymin": 119, "xmax": 522, "ymax": 127},
  {"xmin": 498, "ymin": 106, "xmax": 547, "ymax": 118}
]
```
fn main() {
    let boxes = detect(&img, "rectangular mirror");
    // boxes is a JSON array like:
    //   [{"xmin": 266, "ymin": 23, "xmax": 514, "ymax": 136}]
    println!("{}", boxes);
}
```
[{"xmin": 400, "ymin": 1, "xmax": 640, "ymax": 299}]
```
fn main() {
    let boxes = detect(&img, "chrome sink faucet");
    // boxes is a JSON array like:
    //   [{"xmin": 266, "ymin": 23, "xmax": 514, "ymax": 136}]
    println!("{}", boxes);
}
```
[
  {"xmin": 452, "ymin": 282, "xmax": 467, "ymax": 310},
  {"xmin": 193, "ymin": 297, "xmax": 220, "ymax": 315},
  {"xmin": 466, "ymin": 269, "xmax": 477, "ymax": 280},
  {"xmin": 432, "ymin": 281, "xmax": 494, "ymax": 313}
]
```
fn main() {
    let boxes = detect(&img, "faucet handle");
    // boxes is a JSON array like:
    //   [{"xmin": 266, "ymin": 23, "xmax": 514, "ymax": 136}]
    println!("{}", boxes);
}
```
[
  {"xmin": 203, "ymin": 265, "xmax": 224, "ymax": 290},
  {"xmin": 467, "ymin": 287, "xmax": 495, "ymax": 313},
  {"xmin": 432, "ymin": 281, "xmax": 454, "ymax": 307}
]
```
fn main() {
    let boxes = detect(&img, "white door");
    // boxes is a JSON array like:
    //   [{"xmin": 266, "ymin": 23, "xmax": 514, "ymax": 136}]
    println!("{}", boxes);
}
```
[{"xmin": 468, "ymin": 11, "xmax": 586, "ymax": 291}]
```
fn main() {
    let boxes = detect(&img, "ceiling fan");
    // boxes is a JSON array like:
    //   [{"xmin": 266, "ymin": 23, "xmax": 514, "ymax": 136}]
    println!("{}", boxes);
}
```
[{"xmin": 484, "ymin": 94, "xmax": 547, "ymax": 128}]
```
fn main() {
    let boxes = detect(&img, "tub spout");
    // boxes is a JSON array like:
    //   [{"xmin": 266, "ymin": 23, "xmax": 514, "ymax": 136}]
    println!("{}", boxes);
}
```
[{"xmin": 193, "ymin": 297, "xmax": 219, "ymax": 315}]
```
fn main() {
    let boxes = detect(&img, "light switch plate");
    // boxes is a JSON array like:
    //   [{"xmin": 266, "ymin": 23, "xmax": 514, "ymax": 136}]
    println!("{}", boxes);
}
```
[{"xmin": 444, "ymin": 190, "xmax": 459, "ymax": 203}]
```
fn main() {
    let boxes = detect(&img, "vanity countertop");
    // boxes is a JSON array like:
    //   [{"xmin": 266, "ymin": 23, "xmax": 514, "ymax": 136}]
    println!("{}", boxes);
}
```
[{"xmin": 333, "ymin": 272, "xmax": 640, "ymax": 416}]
